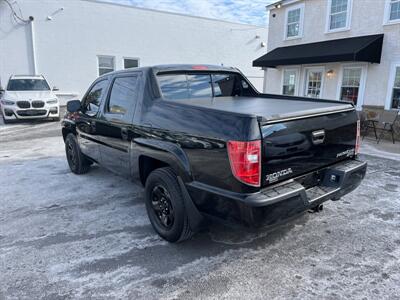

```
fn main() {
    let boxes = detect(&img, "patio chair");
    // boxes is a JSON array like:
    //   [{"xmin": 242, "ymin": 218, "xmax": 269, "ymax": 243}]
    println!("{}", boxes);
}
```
[
  {"xmin": 376, "ymin": 110, "xmax": 399, "ymax": 144},
  {"xmin": 362, "ymin": 110, "xmax": 378, "ymax": 141}
]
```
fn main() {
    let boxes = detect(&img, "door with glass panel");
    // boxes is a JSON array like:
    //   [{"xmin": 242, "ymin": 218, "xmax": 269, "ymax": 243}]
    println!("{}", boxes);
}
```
[
  {"xmin": 304, "ymin": 68, "xmax": 324, "ymax": 98},
  {"xmin": 340, "ymin": 67, "xmax": 363, "ymax": 108}
]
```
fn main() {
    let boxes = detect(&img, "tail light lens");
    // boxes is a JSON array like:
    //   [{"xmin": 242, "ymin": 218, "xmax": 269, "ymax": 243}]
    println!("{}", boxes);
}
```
[
  {"xmin": 355, "ymin": 120, "xmax": 361, "ymax": 155},
  {"xmin": 227, "ymin": 140, "xmax": 261, "ymax": 187}
]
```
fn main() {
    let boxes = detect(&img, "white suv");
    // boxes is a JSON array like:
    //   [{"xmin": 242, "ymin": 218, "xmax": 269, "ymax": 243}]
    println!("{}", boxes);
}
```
[{"xmin": 0, "ymin": 75, "xmax": 60, "ymax": 123}]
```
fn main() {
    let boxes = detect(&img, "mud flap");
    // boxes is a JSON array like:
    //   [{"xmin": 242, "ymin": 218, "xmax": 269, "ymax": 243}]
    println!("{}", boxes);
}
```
[{"xmin": 177, "ymin": 177, "xmax": 205, "ymax": 232}]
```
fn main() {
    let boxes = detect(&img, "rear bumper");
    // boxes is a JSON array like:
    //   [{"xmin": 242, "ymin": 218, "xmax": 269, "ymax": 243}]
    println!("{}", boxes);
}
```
[{"xmin": 187, "ymin": 159, "xmax": 367, "ymax": 227}]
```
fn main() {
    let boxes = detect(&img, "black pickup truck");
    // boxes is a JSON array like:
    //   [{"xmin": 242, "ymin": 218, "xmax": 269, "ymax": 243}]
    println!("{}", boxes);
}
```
[{"xmin": 62, "ymin": 64, "xmax": 366, "ymax": 242}]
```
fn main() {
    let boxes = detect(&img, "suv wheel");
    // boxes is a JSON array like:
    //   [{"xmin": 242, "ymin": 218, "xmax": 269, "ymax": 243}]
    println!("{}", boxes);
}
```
[
  {"xmin": 145, "ymin": 167, "xmax": 193, "ymax": 243},
  {"xmin": 65, "ymin": 133, "xmax": 91, "ymax": 174}
]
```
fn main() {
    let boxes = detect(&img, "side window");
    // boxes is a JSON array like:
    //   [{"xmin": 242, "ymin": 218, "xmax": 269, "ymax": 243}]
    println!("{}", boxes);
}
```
[
  {"xmin": 106, "ymin": 76, "xmax": 138, "ymax": 116},
  {"xmin": 83, "ymin": 80, "xmax": 108, "ymax": 114}
]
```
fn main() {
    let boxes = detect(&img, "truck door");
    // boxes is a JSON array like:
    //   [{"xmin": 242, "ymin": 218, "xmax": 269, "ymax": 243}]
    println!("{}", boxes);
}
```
[
  {"xmin": 96, "ymin": 74, "xmax": 140, "ymax": 178},
  {"xmin": 76, "ymin": 79, "xmax": 109, "ymax": 163}
]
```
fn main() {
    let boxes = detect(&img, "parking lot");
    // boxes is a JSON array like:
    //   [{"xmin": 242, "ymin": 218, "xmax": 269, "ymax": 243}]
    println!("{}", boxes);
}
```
[{"xmin": 0, "ymin": 119, "xmax": 399, "ymax": 299}]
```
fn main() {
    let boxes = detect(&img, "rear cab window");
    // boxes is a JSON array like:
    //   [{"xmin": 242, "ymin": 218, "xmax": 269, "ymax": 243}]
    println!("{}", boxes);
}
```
[{"xmin": 157, "ymin": 72, "xmax": 254, "ymax": 100}]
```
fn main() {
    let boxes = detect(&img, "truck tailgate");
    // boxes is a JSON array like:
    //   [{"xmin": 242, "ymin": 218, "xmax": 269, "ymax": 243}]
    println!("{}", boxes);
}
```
[{"xmin": 261, "ymin": 109, "xmax": 358, "ymax": 187}]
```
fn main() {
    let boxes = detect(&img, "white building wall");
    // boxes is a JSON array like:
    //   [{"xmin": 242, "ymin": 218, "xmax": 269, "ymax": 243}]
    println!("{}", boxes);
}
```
[
  {"xmin": 0, "ymin": 0, "xmax": 268, "ymax": 100},
  {"xmin": 265, "ymin": 0, "xmax": 400, "ymax": 109}
]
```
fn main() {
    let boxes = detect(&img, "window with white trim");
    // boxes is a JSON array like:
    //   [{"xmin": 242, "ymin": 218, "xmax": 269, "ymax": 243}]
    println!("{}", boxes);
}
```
[
  {"xmin": 282, "ymin": 69, "xmax": 297, "ymax": 96},
  {"xmin": 390, "ymin": 66, "xmax": 400, "ymax": 109},
  {"xmin": 328, "ymin": 0, "xmax": 350, "ymax": 31},
  {"xmin": 98, "ymin": 56, "xmax": 115, "ymax": 76},
  {"xmin": 340, "ymin": 67, "xmax": 362, "ymax": 105},
  {"xmin": 285, "ymin": 4, "xmax": 303, "ymax": 39},
  {"xmin": 389, "ymin": 0, "xmax": 400, "ymax": 21},
  {"xmin": 124, "ymin": 58, "xmax": 139, "ymax": 69}
]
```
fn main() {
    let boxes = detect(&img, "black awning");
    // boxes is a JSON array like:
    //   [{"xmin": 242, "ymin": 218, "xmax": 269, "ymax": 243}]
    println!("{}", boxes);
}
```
[{"xmin": 253, "ymin": 34, "xmax": 384, "ymax": 68}]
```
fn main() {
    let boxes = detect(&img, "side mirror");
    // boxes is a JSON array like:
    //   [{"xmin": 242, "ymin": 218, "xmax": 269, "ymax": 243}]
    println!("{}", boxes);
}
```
[
  {"xmin": 52, "ymin": 86, "xmax": 59, "ymax": 91},
  {"xmin": 67, "ymin": 100, "xmax": 81, "ymax": 113}
]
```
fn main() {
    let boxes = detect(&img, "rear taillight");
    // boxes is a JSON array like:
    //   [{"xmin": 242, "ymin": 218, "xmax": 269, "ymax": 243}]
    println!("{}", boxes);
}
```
[
  {"xmin": 355, "ymin": 120, "xmax": 361, "ymax": 155},
  {"xmin": 227, "ymin": 140, "xmax": 261, "ymax": 187}
]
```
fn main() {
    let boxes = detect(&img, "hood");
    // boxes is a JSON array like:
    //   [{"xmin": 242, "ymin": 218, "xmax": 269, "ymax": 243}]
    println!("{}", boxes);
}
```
[{"xmin": 3, "ymin": 90, "xmax": 56, "ymax": 101}]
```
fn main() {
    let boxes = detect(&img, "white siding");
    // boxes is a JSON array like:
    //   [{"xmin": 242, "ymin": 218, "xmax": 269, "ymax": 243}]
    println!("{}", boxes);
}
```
[{"xmin": 264, "ymin": 0, "xmax": 400, "ymax": 109}]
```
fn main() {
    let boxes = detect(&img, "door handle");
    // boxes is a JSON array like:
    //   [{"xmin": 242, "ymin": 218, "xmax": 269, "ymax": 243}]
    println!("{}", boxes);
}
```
[
  {"xmin": 121, "ymin": 128, "xmax": 129, "ymax": 140},
  {"xmin": 311, "ymin": 129, "xmax": 325, "ymax": 145}
]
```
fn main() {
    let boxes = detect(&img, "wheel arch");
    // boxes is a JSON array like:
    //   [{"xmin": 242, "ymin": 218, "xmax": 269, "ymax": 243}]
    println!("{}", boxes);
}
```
[
  {"xmin": 62, "ymin": 123, "xmax": 76, "ymax": 141},
  {"xmin": 135, "ymin": 138, "xmax": 193, "ymax": 186}
]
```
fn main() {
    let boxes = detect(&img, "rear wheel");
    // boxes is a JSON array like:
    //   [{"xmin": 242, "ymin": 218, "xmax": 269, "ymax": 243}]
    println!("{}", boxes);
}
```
[
  {"xmin": 145, "ymin": 167, "xmax": 193, "ymax": 242},
  {"xmin": 65, "ymin": 133, "xmax": 91, "ymax": 174}
]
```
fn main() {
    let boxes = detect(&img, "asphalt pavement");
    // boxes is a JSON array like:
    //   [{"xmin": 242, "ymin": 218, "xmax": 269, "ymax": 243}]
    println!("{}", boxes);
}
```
[{"xmin": 0, "ymin": 118, "xmax": 399, "ymax": 299}]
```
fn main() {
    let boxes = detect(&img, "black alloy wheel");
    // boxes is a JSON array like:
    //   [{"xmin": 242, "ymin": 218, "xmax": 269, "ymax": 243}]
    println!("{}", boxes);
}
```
[
  {"xmin": 151, "ymin": 185, "xmax": 174, "ymax": 229},
  {"xmin": 145, "ymin": 167, "xmax": 194, "ymax": 242},
  {"xmin": 65, "ymin": 133, "xmax": 90, "ymax": 174}
]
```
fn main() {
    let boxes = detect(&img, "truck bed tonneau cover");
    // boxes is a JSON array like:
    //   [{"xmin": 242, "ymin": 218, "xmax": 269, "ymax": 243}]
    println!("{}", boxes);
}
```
[{"xmin": 168, "ymin": 96, "xmax": 354, "ymax": 123}]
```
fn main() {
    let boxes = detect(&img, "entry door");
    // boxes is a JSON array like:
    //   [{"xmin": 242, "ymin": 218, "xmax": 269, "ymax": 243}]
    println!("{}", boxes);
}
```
[{"xmin": 304, "ymin": 68, "xmax": 324, "ymax": 98}]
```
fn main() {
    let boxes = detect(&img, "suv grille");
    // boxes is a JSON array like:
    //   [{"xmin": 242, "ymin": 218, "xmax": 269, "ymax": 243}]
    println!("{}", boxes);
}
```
[
  {"xmin": 17, "ymin": 110, "xmax": 47, "ymax": 117},
  {"xmin": 32, "ymin": 100, "xmax": 45, "ymax": 108},
  {"xmin": 17, "ymin": 101, "xmax": 30, "ymax": 109}
]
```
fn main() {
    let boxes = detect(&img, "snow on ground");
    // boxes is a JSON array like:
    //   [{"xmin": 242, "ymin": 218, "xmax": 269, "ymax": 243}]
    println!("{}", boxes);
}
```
[
  {"xmin": 360, "ymin": 140, "xmax": 400, "ymax": 162},
  {"xmin": 0, "ymin": 121, "xmax": 399, "ymax": 299}
]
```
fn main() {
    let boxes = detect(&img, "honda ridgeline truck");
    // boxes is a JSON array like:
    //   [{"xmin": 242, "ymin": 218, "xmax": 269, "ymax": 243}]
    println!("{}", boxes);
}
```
[{"xmin": 61, "ymin": 65, "xmax": 367, "ymax": 242}]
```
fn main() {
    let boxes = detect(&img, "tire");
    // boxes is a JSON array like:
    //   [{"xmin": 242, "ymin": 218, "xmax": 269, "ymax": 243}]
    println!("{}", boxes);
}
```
[
  {"xmin": 145, "ymin": 167, "xmax": 193, "ymax": 243},
  {"xmin": 53, "ymin": 117, "xmax": 61, "ymax": 122},
  {"xmin": 65, "ymin": 133, "xmax": 91, "ymax": 174}
]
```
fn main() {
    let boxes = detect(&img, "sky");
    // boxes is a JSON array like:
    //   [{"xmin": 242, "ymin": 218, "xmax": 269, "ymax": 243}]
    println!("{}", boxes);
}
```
[{"xmin": 104, "ymin": 0, "xmax": 277, "ymax": 26}]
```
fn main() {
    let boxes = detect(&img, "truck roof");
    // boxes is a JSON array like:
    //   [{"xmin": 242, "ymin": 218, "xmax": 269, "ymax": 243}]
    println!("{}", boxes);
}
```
[
  {"xmin": 98, "ymin": 64, "xmax": 239, "ymax": 78},
  {"xmin": 152, "ymin": 64, "xmax": 238, "ymax": 73}
]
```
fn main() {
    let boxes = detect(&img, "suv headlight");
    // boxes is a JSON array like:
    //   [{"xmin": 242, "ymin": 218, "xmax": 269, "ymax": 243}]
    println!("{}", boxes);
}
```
[
  {"xmin": 1, "ymin": 99, "xmax": 15, "ymax": 106},
  {"xmin": 46, "ymin": 98, "xmax": 58, "ymax": 104}
]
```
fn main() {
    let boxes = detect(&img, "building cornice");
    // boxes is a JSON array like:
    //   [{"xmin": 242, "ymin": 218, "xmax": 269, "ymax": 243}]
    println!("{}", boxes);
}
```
[{"xmin": 266, "ymin": 0, "xmax": 303, "ymax": 11}]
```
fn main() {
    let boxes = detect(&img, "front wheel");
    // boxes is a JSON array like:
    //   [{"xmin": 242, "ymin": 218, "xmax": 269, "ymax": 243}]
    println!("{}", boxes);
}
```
[
  {"xmin": 145, "ymin": 167, "xmax": 193, "ymax": 243},
  {"xmin": 65, "ymin": 133, "xmax": 91, "ymax": 174}
]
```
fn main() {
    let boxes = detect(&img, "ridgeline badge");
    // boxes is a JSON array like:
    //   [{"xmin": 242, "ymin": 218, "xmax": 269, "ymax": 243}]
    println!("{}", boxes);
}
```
[
  {"xmin": 336, "ymin": 148, "xmax": 355, "ymax": 158},
  {"xmin": 266, "ymin": 168, "xmax": 293, "ymax": 184}
]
